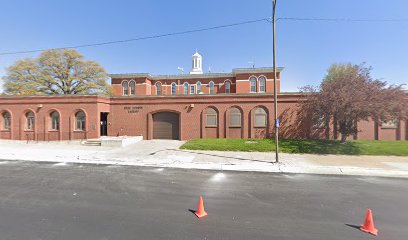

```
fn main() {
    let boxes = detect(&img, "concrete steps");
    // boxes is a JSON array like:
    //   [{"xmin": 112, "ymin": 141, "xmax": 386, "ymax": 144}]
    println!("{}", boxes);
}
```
[
  {"xmin": 81, "ymin": 136, "xmax": 143, "ymax": 147},
  {"xmin": 82, "ymin": 139, "xmax": 102, "ymax": 146}
]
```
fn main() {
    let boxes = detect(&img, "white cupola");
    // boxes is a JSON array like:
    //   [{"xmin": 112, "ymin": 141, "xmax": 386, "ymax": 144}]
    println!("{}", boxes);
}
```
[{"xmin": 190, "ymin": 49, "xmax": 203, "ymax": 74}]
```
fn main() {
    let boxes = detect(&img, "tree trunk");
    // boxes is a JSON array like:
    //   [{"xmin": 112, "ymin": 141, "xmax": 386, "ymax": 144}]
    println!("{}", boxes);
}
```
[{"xmin": 340, "ymin": 133, "xmax": 347, "ymax": 143}]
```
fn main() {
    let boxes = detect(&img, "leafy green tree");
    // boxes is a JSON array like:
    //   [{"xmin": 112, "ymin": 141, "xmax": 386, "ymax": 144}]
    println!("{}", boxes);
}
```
[
  {"xmin": 300, "ymin": 63, "xmax": 407, "ymax": 142},
  {"xmin": 2, "ymin": 49, "xmax": 111, "ymax": 95}
]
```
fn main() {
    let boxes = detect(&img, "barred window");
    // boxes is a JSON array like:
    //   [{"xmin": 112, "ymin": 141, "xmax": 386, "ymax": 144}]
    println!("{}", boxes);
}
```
[
  {"xmin": 225, "ymin": 81, "xmax": 231, "ymax": 94},
  {"xmin": 26, "ymin": 111, "xmax": 35, "ymax": 130},
  {"xmin": 229, "ymin": 107, "xmax": 241, "ymax": 127},
  {"xmin": 171, "ymin": 83, "xmax": 177, "ymax": 95},
  {"xmin": 129, "ymin": 81, "xmax": 135, "ymax": 95},
  {"xmin": 50, "ymin": 111, "xmax": 60, "ymax": 130},
  {"xmin": 209, "ymin": 81, "xmax": 215, "ymax": 94},
  {"xmin": 254, "ymin": 108, "xmax": 267, "ymax": 127},
  {"xmin": 156, "ymin": 82, "xmax": 162, "ymax": 96},
  {"xmin": 75, "ymin": 111, "xmax": 86, "ymax": 131},
  {"xmin": 259, "ymin": 76, "xmax": 266, "ymax": 92},
  {"xmin": 122, "ymin": 81, "xmax": 128, "ymax": 96},
  {"xmin": 250, "ymin": 77, "xmax": 257, "ymax": 92},
  {"xmin": 2, "ymin": 111, "xmax": 11, "ymax": 130},
  {"xmin": 184, "ymin": 83, "xmax": 189, "ymax": 95},
  {"xmin": 206, "ymin": 108, "xmax": 217, "ymax": 127}
]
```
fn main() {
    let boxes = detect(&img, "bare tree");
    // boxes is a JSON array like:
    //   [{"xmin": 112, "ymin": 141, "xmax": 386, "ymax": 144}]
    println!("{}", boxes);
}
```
[
  {"xmin": 2, "ymin": 49, "xmax": 111, "ymax": 95},
  {"xmin": 300, "ymin": 63, "xmax": 407, "ymax": 142}
]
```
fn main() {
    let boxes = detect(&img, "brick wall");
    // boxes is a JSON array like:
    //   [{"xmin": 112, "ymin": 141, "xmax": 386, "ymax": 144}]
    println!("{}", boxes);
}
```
[
  {"xmin": 0, "ymin": 96, "xmax": 109, "ymax": 141},
  {"xmin": 0, "ymin": 94, "xmax": 405, "ymax": 141},
  {"xmin": 110, "ymin": 71, "xmax": 280, "ymax": 97}
]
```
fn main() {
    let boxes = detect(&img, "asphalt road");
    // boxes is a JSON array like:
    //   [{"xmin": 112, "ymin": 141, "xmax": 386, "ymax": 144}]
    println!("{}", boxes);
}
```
[{"xmin": 0, "ymin": 161, "xmax": 407, "ymax": 240}]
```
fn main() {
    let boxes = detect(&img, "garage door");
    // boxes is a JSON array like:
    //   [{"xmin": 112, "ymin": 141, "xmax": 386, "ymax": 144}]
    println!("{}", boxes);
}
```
[{"xmin": 153, "ymin": 112, "xmax": 180, "ymax": 140}]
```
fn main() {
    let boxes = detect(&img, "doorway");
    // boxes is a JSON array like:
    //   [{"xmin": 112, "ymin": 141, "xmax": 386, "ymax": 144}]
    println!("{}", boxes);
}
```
[{"xmin": 100, "ymin": 112, "xmax": 108, "ymax": 136}]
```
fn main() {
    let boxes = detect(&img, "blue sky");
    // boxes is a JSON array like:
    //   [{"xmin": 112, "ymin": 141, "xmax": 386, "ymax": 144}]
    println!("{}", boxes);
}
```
[{"xmin": 0, "ymin": 0, "xmax": 407, "ymax": 92}]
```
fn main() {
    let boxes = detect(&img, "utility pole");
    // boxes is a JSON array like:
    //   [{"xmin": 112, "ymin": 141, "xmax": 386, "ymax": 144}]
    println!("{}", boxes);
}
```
[{"xmin": 272, "ymin": 0, "xmax": 279, "ymax": 162}]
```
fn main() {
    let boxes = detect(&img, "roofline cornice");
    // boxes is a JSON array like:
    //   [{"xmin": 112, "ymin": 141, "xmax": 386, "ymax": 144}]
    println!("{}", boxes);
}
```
[
  {"xmin": 0, "ymin": 92, "xmax": 303, "ymax": 101},
  {"xmin": 109, "ymin": 67, "xmax": 284, "ymax": 80}
]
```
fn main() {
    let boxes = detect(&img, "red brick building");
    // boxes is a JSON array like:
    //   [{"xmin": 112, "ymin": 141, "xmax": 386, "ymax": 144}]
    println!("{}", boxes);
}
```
[{"xmin": 0, "ymin": 51, "xmax": 406, "ymax": 141}]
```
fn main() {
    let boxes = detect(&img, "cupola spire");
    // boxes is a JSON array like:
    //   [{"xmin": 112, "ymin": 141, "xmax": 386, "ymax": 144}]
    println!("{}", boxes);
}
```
[{"xmin": 190, "ymin": 49, "xmax": 203, "ymax": 74}]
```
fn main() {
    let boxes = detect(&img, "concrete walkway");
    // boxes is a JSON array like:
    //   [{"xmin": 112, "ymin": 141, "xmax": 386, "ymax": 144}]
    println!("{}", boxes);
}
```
[{"xmin": 0, "ymin": 139, "xmax": 407, "ymax": 178}]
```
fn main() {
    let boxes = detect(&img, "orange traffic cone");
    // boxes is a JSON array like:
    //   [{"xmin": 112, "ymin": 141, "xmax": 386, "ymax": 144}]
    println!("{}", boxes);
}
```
[
  {"xmin": 194, "ymin": 196, "xmax": 208, "ymax": 218},
  {"xmin": 360, "ymin": 209, "xmax": 378, "ymax": 236}
]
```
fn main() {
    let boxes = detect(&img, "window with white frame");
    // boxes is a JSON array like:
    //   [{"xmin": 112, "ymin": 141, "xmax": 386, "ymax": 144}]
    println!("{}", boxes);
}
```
[
  {"xmin": 381, "ymin": 119, "xmax": 398, "ymax": 129},
  {"xmin": 122, "ymin": 81, "xmax": 128, "ymax": 96},
  {"xmin": 26, "ymin": 111, "xmax": 35, "ymax": 130},
  {"xmin": 75, "ymin": 111, "xmax": 86, "ymax": 131},
  {"xmin": 183, "ymin": 83, "xmax": 189, "ymax": 95},
  {"xmin": 313, "ymin": 115, "xmax": 328, "ymax": 129},
  {"xmin": 50, "ymin": 111, "xmax": 60, "ymax": 130},
  {"xmin": 254, "ymin": 107, "xmax": 267, "ymax": 127},
  {"xmin": 129, "ymin": 81, "xmax": 135, "ymax": 95},
  {"xmin": 209, "ymin": 81, "xmax": 215, "ymax": 94},
  {"xmin": 225, "ymin": 81, "xmax": 231, "ymax": 94},
  {"xmin": 196, "ymin": 81, "xmax": 202, "ymax": 94},
  {"xmin": 156, "ymin": 82, "xmax": 162, "ymax": 95},
  {"xmin": 171, "ymin": 83, "xmax": 177, "ymax": 95},
  {"xmin": 258, "ymin": 76, "xmax": 266, "ymax": 92},
  {"xmin": 250, "ymin": 77, "xmax": 257, "ymax": 92},
  {"xmin": 206, "ymin": 108, "xmax": 218, "ymax": 127},
  {"xmin": 229, "ymin": 107, "xmax": 242, "ymax": 127},
  {"xmin": 190, "ymin": 85, "xmax": 195, "ymax": 94},
  {"xmin": 2, "ymin": 111, "xmax": 11, "ymax": 130}
]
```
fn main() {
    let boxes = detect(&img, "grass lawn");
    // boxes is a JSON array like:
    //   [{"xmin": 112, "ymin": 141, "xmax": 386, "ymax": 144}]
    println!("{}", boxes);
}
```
[{"xmin": 180, "ymin": 138, "xmax": 408, "ymax": 156}]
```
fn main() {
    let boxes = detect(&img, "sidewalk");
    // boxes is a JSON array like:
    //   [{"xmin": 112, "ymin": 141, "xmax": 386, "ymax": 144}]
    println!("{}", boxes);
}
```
[{"xmin": 0, "ymin": 140, "xmax": 407, "ymax": 178}]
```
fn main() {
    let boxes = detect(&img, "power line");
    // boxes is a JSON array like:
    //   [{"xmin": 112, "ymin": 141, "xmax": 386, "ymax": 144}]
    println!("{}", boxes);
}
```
[
  {"xmin": 0, "ymin": 18, "xmax": 270, "ymax": 56},
  {"xmin": 276, "ymin": 17, "xmax": 408, "ymax": 22},
  {"xmin": 1, "ymin": 16, "xmax": 407, "ymax": 56}
]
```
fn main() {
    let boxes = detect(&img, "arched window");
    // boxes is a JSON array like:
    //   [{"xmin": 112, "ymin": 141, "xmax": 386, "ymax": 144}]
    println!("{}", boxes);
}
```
[
  {"xmin": 196, "ymin": 81, "xmax": 202, "ymax": 94},
  {"xmin": 26, "ymin": 111, "xmax": 35, "ymax": 130},
  {"xmin": 258, "ymin": 76, "xmax": 266, "ymax": 92},
  {"xmin": 122, "ymin": 81, "xmax": 129, "ymax": 96},
  {"xmin": 250, "ymin": 76, "xmax": 257, "ymax": 92},
  {"xmin": 206, "ymin": 108, "xmax": 218, "ymax": 127},
  {"xmin": 183, "ymin": 82, "xmax": 189, "ymax": 95},
  {"xmin": 50, "ymin": 111, "xmax": 60, "ymax": 130},
  {"xmin": 75, "ymin": 111, "xmax": 86, "ymax": 131},
  {"xmin": 2, "ymin": 111, "xmax": 11, "ymax": 130},
  {"xmin": 171, "ymin": 83, "xmax": 177, "ymax": 95},
  {"xmin": 225, "ymin": 81, "xmax": 231, "ymax": 94},
  {"xmin": 209, "ymin": 81, "xmax": 215, "ymax": 95},
  {"xmin": 229, "ymin": 107, "xmax": 241, "ymax": 127},
  {"xmin": 156, "ymin": 82, "xmax": 162, "ymax": 95},
  {"xmin": 129, "ymin": 81, "xmax": 135, "ymax": 95},
  {"xmin": 254, "ymin": 107, "xmax": 267, "ymax": 127}
]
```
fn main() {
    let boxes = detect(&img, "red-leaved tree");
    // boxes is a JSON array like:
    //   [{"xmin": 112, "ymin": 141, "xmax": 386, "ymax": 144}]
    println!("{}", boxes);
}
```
[{"xmin": 299, "ymin": 63, "xmax": 407, "ymax": 142}]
